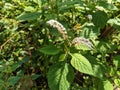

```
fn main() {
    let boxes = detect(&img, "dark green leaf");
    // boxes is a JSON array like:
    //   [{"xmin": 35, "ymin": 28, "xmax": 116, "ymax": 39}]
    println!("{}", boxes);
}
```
[
  {"xmin": 47, "ymin": 62, "xmax": 74, "ymax": 90},
  {"xmin": 85, "ymin": 55, "xmax": 104, "ymax": 79},
  {"xmin": 98, "ymin": 1, "xmax": 118, "ymax": 10},
  {"xmin": 92, "ymin": 11, "xmax": 108, "ymax": 28},
  {"xmin": 7, "ymin": 76, "xmax": 20, "ymax": 86},
  {"xmin": 32, "ymin": 74, "xmax": 41, "ymax": 80}
]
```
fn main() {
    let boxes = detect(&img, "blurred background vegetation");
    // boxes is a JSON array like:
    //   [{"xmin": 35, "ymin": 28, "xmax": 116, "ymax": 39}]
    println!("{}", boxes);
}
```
[{"xmin": 0, "ymin": 0, "xmax": 120, "ymax": 90}]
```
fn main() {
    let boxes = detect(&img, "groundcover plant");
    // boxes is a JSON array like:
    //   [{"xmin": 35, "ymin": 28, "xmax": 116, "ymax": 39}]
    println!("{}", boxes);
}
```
[{"xmin": 0, "ymin": 0, "xmax": 120, "ymax": 90}]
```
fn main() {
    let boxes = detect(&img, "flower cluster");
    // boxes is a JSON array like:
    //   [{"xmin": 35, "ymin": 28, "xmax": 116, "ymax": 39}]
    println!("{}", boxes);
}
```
[
  {"xmin": 46, "ymin": 19, "xmax": 68, "ymax": 39},
  {"xmin": 72, "ymin": 37, "xmax": 94, "ymax": 49}
]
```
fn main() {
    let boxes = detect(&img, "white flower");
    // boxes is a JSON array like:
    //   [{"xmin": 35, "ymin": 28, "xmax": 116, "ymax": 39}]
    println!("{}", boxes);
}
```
[
  {"xmin": 87, "ymin": 14, "xmax": 92, "ymax": 21},
  {"xmin": 46, "ymin": 19, "xmax": 66, "ymax": 33},
  {"xmin": 72, "ymin": 37, "xmax": 94, "ymax": 49},
  {"xmin": 46, "ymin": 19, "xmax": 68, "ymax": 39}
]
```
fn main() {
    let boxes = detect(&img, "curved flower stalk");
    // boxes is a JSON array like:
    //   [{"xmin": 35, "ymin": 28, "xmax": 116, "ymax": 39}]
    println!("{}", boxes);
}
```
[
  {"xmin": 46, "ymin": 19, "xmax": 68, "ymax": 39},
  {"xmin": 72, "ymin": 37, "xmax": 94, "ymax": 49}
]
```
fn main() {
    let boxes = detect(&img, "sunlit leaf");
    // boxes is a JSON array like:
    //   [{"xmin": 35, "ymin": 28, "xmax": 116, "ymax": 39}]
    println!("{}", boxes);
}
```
[
  {"xmin": 103, "ymin": 80, "xmax": 113, "ymax": 90},
  {"xmin": 70, "ymin": 53, "xmax": 94, "ymax": 75},
  {"xmin": 107, "ymin": 18, "xmax": 120, "ymax": 30}
]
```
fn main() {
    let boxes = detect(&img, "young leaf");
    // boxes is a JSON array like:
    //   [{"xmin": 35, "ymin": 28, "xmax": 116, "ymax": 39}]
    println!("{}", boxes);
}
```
[
  {"xmin": 39, "ymin": 45, "xmax": 60, "ymax": 55},
  {"xmin": 92, "ymin": 11, "xmax": 108, "ymax": 28},
  {"xmin": 70, "ymin": 53, "xmax": 94, "ymax": 75},
  {"xmin": 47, "ymin": 62, "xmax": 74, "ymax": 90}
]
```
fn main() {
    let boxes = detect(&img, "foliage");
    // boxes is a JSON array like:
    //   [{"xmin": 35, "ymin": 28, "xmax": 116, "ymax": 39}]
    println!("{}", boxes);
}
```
[{"xmin": 0, "ymin": 0, "xmax": 120, "ymax": 90}]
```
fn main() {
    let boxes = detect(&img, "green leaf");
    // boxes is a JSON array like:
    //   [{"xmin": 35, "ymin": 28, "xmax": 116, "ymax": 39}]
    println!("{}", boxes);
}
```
[
  {"xmin": 93, "ymin": 65, "xmax": 103, "ymax": 79},
  {"xmin": 47, "ymin": 62, "xmax": 74, "ymax": 90},
  {"xmin": 98, "ymin": 1, "xmax": 118, "ymax": 11},
  {"xmin": 80, "ymin": 23, "xmax": 100, "ymax": 39},
  {"xmin": 85, "ymin": 55, "xmax": 104, "ymax": 79},
  {"xmin": 92, "ymin": 11, "xmax": 108, "ymax": 28},
  {"xmin": 16, "ymin": 12, "xmax": 41, "ymax": 21},
  {"xmin": 113, "ymin": 55, "xmax": 120, "ymax": 69},
  {"xmin": 11, "ymin": 61, "xmax": 23, "ymax": 71},
  {"xmin": 32, "ymin": 74, "xmax": 41, "ymax": 80},
  {"xmin": 39, "ymin": 45, "xmax": 60, "ymax": 55},
  {"xmin": 7, "ymin": 76, "xmax": 20, "ymax": 86},
  {"xmin": 103, "ymin": 80, "xmax": 113, "ymax": 90},
  {"xmin": 70, "ymin": 53, "xmax": 93, "ymax": 75},
  {"xmin": 74, "ymin": 43, "xmax": 92, "ymax": 50},
  {"xmin": 0, "ymin": 79, "xmax": 4, "ymax": 86},
  {"xmin": 107, "ymin": 18, "xmax": 120, "ymax": 30}
]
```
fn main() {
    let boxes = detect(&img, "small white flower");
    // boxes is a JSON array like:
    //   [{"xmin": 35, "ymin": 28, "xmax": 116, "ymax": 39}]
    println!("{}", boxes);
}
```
[
  {"xmin": 87, "ymin": 14, "xmax": 92, "ymax": 21},
  {"xmin": 72, "ymin": 37, "xmax": 94, "ymax": 49}
]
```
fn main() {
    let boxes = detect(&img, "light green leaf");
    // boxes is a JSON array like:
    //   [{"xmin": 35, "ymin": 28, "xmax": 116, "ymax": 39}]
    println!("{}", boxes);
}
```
[
  {"xmin": 70, "ymin": 53, "xmax": 94, "ymax": 75},
  {"xmin": 24, "ymin": 6, "xmax": 35, "ymax": 12},
  {"xmin": 74, "ymin": 43, "xmax": 92, "ymax": 50},
  {"xmin": 92, "ymin": 11, "xmax": 108, "ymax": 28},
  {"xmin": 47, "ymin": 62, "xmax": 74, "ymax": 90},
  {"xmin": 107, "ymin": 18, "xmax": 120, "ymax": 30},
  {"xmin": 7, "ymin": 76, "xmax": 20, "ymax": 86},
  {"xmin": 103, "ymin": 80, "xmax": 113, "ymax": 90},
  {"xmin": 39, "ymin": 45, "xmax": 60, "ymax": 55},
  {"xmin": 16, "ymin": 12, "xmax": 41, "ymax": 21}
]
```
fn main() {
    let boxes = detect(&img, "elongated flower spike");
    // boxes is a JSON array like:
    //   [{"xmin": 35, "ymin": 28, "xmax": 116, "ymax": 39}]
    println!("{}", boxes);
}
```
[
  {"xmin": 46, "ymin": 19, "xmax": 68, "ymax": 39},
  {"xmin": 72, "ymin": 37, "xmax": 94, "ymax": 49}
]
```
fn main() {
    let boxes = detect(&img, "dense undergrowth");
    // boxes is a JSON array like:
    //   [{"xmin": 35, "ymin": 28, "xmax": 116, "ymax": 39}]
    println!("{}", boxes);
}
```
[{"xmin": 0, "ymin": 0, "xmax": 120, "ymax": 90}]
